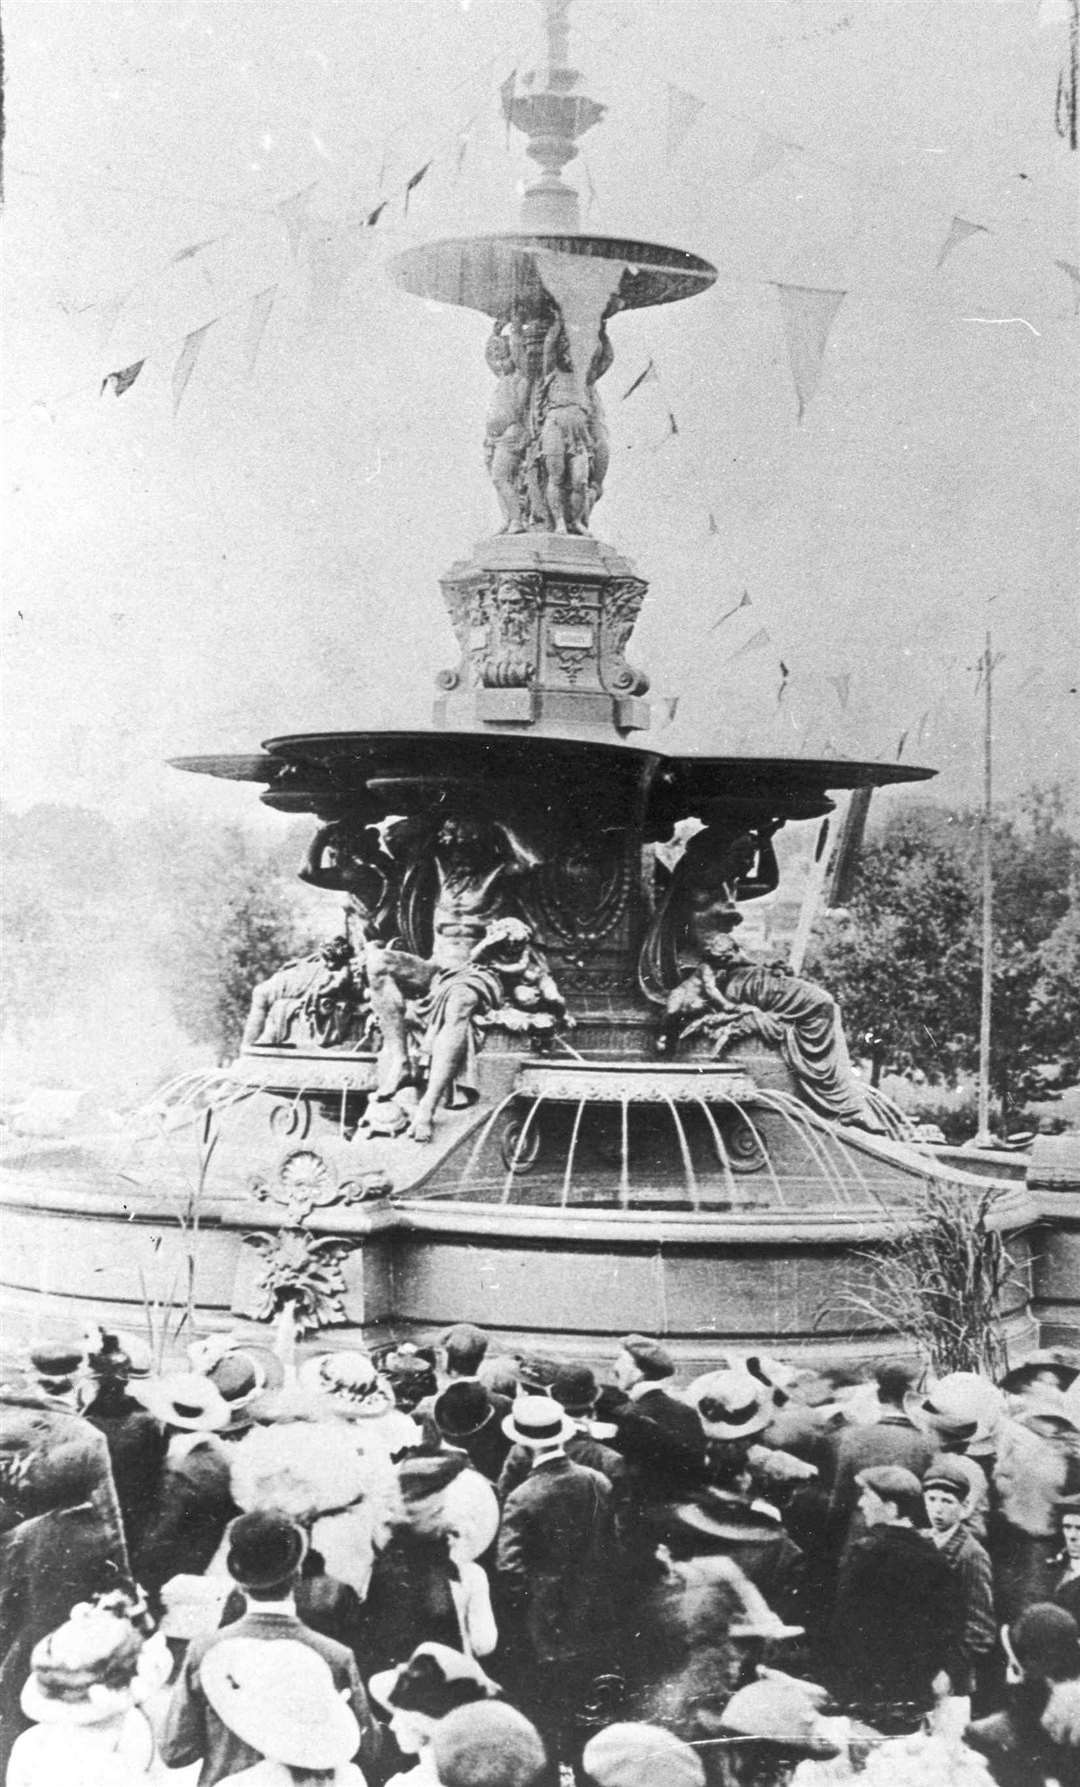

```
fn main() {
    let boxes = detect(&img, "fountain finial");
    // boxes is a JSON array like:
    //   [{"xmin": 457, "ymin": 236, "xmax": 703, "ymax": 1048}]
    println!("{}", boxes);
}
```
[{"xmin": 506, "ymin": 0, "xmax": 606, "ymax": 232}]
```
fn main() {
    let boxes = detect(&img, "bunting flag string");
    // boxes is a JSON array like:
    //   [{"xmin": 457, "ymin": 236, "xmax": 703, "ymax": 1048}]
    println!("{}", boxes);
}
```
[
  {"xmin": 665, "ymin": 83, "xmax": 706, "ymax": 163},
  {"xmin": 936, "ymin": 215, "xmax": 990, "ymax": 271},
  {"xmin": 276, "ymin": 184, "xmax": 318, "ymax": 259},
  {"xmin": 621, "ymin": 359, "xmax": 657, "ymax": 401},
  {"xmin": 101, "ymin": 359, "xmax": 146, "ymax": 398},
  {"xmin": 747, "ymin": 131, "xmax": 800, "ymax": 182},
  {"xmin": 171, "ymin": 322, "xmax": 215, "ymax": 414},
  {"xmin": 171, "ymin": 237, "xmax": 223, "ymax": 265},
  {"xmin": 500, "ymin": 69, "xmax": 517, "ymax": 147},
  {"xmin": 772, "ymin": 285, "xmax": 846, "ymax": 421},
  {"xmin": 1056, "ymin": 0, "xmax": 1078, "ymax": 148},
  {"xmin": 243, "ymin": 286, "xmax": 277, "ymax": 377},
  {"xmin": 1056, "ymin": 259, "xmax": 1080, "ymax": 313},
  {"xmin": 826, "ymin": 671, "xmax": 852, "ymax": 710},
  {"xmin": 729, "ymin": 626, "xmax": 772, "ymax": 663},
  {"xmin": 709, "ymin": 590, "xmax": 752, "ymax": 631}
]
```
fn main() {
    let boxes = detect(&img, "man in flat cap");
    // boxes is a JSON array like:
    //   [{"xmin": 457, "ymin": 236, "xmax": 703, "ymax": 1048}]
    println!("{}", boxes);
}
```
[{"xmin": 827, "ymin": 1463, "xmax": 961, "ymax": 1734}]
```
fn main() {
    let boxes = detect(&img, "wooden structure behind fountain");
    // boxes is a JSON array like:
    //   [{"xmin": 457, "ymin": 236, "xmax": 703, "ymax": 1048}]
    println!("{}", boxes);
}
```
[{"xmin": 1, "ymin": 2, "xmax": 1065, "ymax": 1369}]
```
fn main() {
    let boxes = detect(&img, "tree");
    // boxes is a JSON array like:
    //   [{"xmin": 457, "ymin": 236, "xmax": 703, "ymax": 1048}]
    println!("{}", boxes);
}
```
[
  {"xmin": 149, "ymin": 817, "xmax": 307, "ymax": 1064},
  {"xmin": 807, "ymin": 791, "xmax": 1079, "ymax": 1120}
]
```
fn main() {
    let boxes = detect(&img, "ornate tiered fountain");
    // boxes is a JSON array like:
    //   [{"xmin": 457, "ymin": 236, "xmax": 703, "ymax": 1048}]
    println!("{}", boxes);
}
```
[{"xmin": 0, "ymin": 6, "xmax": 1050, "ymax": 1367}]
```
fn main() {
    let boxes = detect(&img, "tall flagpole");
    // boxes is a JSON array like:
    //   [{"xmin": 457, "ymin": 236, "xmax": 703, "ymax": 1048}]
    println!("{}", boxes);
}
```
[{"xmin": 974, "ymin": 630, "xmax": 995, "ymax": 1148}]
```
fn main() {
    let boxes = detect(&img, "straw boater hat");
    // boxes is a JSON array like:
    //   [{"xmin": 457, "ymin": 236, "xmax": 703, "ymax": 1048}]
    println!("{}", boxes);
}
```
[
  {"xmin": 369, "ymin": 1643, "xmax": 498, "ymax": 1722},
  {"xmin": 134, "ymin": 1371, "xmax": 231, "ymax": 1432},
  {"xmin": 202, "ymin": 1638, "xmax": 360, "ymax": 1771},
  {"xmin": 299, "ymin": 1350, "xmax": 396, "ymax": 1418},
  {"xmin": 20, "ymin": 1607, "xmax": 145, "ymax": 1727},
  {"xmin": 689, "ymin": 1370, "xmax": 770, "ymax": 1442},
  {"xmin": 501, "ymin": 1395, "xmax": 576, "ymax": 1449},
  {"xmin": 910, "ymin": 1371, "xmax": 1003, "ymax": 1456}
]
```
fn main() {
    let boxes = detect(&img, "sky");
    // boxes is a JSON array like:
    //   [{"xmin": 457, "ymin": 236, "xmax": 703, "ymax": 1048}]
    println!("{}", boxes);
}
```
[{"xmin": 4, "ymin": 0, "xmax": 1078, "ymax": 838}]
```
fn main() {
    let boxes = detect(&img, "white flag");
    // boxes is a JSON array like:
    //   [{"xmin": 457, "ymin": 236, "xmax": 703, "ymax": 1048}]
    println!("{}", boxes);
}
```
[
  {"xmin": 306, "ymin": 223, "xmax": 369, "ymax": 326},
  {"xmin": 936, "ymin": 215, "xmax": 989, "ymax": 270},
  {"xmin": 171, "ymin": 322, "xmax": 214, "ymax": 415},
  {"xmin": 666, "ymin": 83, "xmax": 706, "ymax": 163},
  {"xmin": 1056, "ymin": 259, "xmax": 1080, "ymax": 314},
  {"xmin": 773, "ymin": 285, "xmax": 846, "ymax": 421},
  {"xmin": 748, "ymin": 132, "xmax": 799, "ymax": 182},
  {"xmin": 243, "ymin": 286, "xmax": 277, "ymax": 376},
  {"xmin": 276, "ymin": 184, "xmax": 318, "ymax": 259}
]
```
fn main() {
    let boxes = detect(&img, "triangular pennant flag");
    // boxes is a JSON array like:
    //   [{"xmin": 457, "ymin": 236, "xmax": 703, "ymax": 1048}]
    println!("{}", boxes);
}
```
[
  {"xmin": 707, "ymin": 511, "xmax": 720, "ymax": 536},
  {"xmin": 306, "ymin": 223, "xmax": 369, "ymax": 326},
  {"xmin": 915, "ymin": 709, "xmax": 931, "ymax": 741},
  {"xmin": 621, "ymin": 359, "xmax": 657, "ymax": 401},
  {"xmin": 100, "ymin": 359, "xmax": 146, "ymax": 398},
  {"xmin": 710, "ymin": 590, "xmax": 751, "ymax": 630},
  {"xmin": 667, "ymin": 410, "xmax": 680, "ymax": 437},
  {"xmin": 666, "ymin": 83, "xmax": 706, "ymax": 163},
  {"xmin": 582, "ymin": 155, "xmax": 599, "ymax": 219},
  {"xmin": 896, "ymin": 730, "xmax": 909, "ymax": 760},
  {"xmin": 500, "ymin": 69, "xmax": 517, "ymax": 145},
  {"xmin": 772, "ymin": 285, "xmax": 846, "ymax": 421},
  {"xmin": 403, "ymin": 160, "xmax": 432, "ymax": 214},
  {"xmin": 276, "ymin": 184, "xmax": 318, "ymax": 259},
  {"xmin": 1055, "ymin": 259, "xmax": 1080, "ymax": 314},
  {"xmin": 366, "ymin": 199, "xmax": 389, "ymax": 228},
  {"xmin": 729, "ymin": 626, "xmax": 771, "ymax": 663},
  {"xmin": 777, "ymin": 661, "xmax": 791, "ymax": 706},
  {"xmin": 171, "ymin": 237, "xmax": 221, "ymax": 265},
  {"xmin": 243, "ymin": 286, "xmax": 277, "ymax": 377},
  {"xmin": 455, "ymin": 132, "xmax": 471, "ymax": 177},
  {"xmin": 95, "ymin": 293, "xmax": 129, "ymax": 352},
  {"xmin": 748, "ymin": 131, "xmax": 799, "ymax": 182},
  {"xmin": 935, "ymin": 214, "xmax": 989, "ymax": 270},
  {"xmin": 171, "ymin": 322, "xmax": 214, "ymax": 415},
  {"xmin": 827, "ymin": 671, "xmax": 851, "ymax": 709},
  {"xmin": 1056, "ymin": 54, "xmax": 1078, "ymax": 149}
]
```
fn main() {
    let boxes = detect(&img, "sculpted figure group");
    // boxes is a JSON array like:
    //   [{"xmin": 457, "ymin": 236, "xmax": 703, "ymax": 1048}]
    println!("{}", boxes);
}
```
[
  {"xmin": 245, "ymin": 815, "xmax": 566, "ymax": 1144},
  {"xmin": 243, "ymin": 807, "xmax": 880, "ymax": 1144},
  {"xmin": 484, "ymin": 305, "xmax": 612, "ymax": 536}
]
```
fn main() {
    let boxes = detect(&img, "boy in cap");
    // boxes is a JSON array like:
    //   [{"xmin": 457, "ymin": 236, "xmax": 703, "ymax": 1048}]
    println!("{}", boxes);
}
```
[
  {"xmin": 161, "ymin": 1511, "xmax": 381, "ymax": 1787},
  {"xmin": 827, "ymin": 1464, "xmax": 961, "ymax": 1734},
  {"xmin": 920, "ymin": 1456, "xmax": 995, "ymax": 1701}
]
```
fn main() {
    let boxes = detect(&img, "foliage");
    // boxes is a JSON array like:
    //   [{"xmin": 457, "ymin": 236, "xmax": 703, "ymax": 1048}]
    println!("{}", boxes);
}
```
[
  {"xmin": 807, "ymin": 790, "xmax": 1080, "ymax": 1119},
  {"xmin": 147, "ymin": 814, "xmax": 308, "ymax": 1064},
  {"xmin": 827, "ymin": 1180, "xmax": 1013, "ymax": 1377}
]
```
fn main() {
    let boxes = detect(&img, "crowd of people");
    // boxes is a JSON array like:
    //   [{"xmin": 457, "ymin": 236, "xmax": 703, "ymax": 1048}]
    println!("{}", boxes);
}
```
[{"xmin": 3, "ymin": 1321, "xmax": 1080, "ymax": 1787}]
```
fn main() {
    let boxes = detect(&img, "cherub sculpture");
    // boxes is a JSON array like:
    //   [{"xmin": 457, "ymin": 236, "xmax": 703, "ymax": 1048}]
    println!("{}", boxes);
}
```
[{"xmin": 484, "ymin": 316, "xmax": 530, "ymax": 534}]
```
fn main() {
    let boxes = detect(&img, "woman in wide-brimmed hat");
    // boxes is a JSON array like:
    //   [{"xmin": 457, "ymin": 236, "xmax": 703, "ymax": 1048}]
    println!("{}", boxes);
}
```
[
  {"xmin": 130, "ymin": 1373, "xmax": 239, "ymax": 1598},
  {"xmin": 7, "ymin": 1600, "xmax": 167, "ymax": 1787},
  {"xmin": 299, "ymin": 1351, "xmax": 422, "ymax": 1462},
  {"xmin": 368, "ymin": 1643, "xmax": 498, "ymax": 1787},
  {"xmin": 364, "ymin": 1453, "xmax": 499, "ymax": 1669},
  {"xmin": 201, "ymin": 1636, "xmax": 364, "ymax": 1787},
  {"xmin": 228, "ymin": 1412, "xmax": 403, "ymax": 1605}
]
